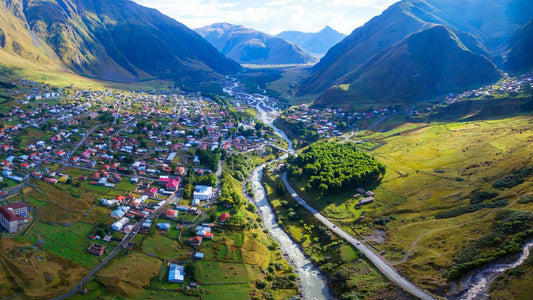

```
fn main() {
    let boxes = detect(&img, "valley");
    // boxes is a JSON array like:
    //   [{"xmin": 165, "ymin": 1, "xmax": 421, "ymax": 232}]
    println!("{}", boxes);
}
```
[{"xmin": 0, "ymin": 0, "xmax": 532, "ymax": 299}]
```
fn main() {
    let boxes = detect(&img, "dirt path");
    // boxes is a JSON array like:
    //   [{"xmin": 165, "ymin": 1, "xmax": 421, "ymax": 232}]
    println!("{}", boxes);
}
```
[{"xmin": 392, "ymin": 193, "xmax": 518, "ymax": 265}]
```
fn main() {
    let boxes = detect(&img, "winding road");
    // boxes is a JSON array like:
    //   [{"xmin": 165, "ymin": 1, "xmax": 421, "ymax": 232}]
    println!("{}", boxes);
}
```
[{"xmin": 281, "ymin": 172, "xmax": 435, "ymax": 300}]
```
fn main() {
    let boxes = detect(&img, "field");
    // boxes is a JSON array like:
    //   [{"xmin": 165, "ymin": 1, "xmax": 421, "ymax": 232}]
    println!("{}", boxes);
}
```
[
  {"xmin": 195, "ymin": 261, "xmax": 257, "ymax": 284},
  {"xmin": 142, "ymin": 235, "xmax": 190, "ymax": 260},
  {"xmin": 26, "ymin": 222, "xmax": 114, "ymax": 268},
  {"xmin": 289, "ymin": 115, "xmax": 533, "ymax": 295},
  {"xmin": 97, "ymin": 252, "xmax": 162, "ymax": 298},
  {"xmin": 0, "ymin": 238, "xmax": 87, "ymax": 298},
  {"xmin": 261, "ymin": 171, "xmax": 408, "ymax": 299}
]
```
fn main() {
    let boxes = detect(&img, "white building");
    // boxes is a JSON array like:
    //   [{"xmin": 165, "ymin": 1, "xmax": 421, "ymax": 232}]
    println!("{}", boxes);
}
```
[{"xmin": 193, "ymin": 185, "xmax": 213, "ymax": 202}]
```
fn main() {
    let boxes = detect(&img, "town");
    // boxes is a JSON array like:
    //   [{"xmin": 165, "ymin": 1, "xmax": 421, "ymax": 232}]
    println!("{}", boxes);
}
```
[{"xmin": 0, "ymin": 78, "xmax": 297, "ymax": 299}]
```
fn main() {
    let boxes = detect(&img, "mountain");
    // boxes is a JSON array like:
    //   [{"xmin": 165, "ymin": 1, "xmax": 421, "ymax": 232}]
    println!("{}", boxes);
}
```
[
  {"xmin": 195, "ymin": 23, "xmax": 314, "ymax": 65},
  {"xmin": 0, "ymin": 0, "xmax": 240, "ymax": 82},
  {"xmin": 314, "ymin": 25, "xmax": 501, "ymax": 108},
  {"xmin": 504, "ymin": 20, "xmax": 533, "ymax": 72},
  {"xmin": 276, "ymin": 26, "xmax": 346, "ymax": 56},
  {"xmin": 299, "ymin": 0, "xmax": 532, "ymax": 106}
]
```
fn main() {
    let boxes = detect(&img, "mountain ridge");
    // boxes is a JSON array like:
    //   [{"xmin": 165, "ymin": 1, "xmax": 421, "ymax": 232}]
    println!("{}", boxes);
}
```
[
  {"xmin": 298, "ymin": 0, "xmax": 532, "ymax": 107},
  {"xmin": 276, "ymin": 26, "xmax": 346, "ymax": 56},
  {"xmin": 0, "ymin": 0, "xmax": 241, "ymax": 82},
  {"xmin": 195, "ymin": 22, "xmax": 314, "ymax": 65},
  {"xmin": 314, "ymin": 25, "xmax": 501, "ymax": 109}
]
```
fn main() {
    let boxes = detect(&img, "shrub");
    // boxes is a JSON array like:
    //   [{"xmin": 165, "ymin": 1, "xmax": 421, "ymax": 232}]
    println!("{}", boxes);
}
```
[{"xmin": 256, "ymin": 280, "xmax": 267, "ymax": 289}]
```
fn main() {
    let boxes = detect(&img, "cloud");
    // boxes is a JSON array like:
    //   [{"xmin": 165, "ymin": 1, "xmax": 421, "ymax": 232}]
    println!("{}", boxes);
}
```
[{"xmin": 132, "ymin": 0, "xmax": 397, "ymax": 34}]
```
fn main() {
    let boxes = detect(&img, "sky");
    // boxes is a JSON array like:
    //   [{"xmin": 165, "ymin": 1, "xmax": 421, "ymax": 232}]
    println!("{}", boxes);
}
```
[{"xmin": 132, "ymin": 0, "xmax": 398, "ymax": 35}]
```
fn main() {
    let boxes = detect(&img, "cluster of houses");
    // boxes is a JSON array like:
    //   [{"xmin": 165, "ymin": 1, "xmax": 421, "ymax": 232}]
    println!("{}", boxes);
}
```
[
  {"xmin": 282, "ymin": 105, "xmax": 394, "ymax": 138},
  {"xmin": 354, "ymin": 188, "xmax": 376, "ymax": 209},
  {"xmin": 444, "ymin": 72, "xmax": 533, "ymax": 104}
]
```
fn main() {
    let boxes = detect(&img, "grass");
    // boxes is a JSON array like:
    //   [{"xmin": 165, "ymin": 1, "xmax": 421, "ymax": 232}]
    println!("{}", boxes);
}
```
[
  {"xmin": 288, "ymin": 115, "xmax": 533, "ymax": 293},
  {"xmin": 97, "ymin": 251, "xmax": 162, "ymax": 298},
  {"xmin": 194, "ymin": 261, "xmax": 257, "ymax": 284},
  {"xmin": 0, "ymin": 238, "xmax": 87, "ymax": 299},
  {"xmin": 26, "ymin": 222, "xmax": 112, "ymax": 268},
  {"xmin": 137, "ymin": 284, "xmax": 251, "ymax": 300},
  {"xmin": 262, "ymin": 171, "xmax": 396, "ymax": 298},
  {"xmin": 142, "ymin": 235, "xmax": 190, "ymax": 260}
]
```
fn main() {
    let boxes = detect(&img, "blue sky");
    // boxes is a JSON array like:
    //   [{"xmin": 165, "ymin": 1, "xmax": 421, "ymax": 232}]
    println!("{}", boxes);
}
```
[{"xmin": 133, "ymin": 0, "xmax": 398, "ymax": 34}]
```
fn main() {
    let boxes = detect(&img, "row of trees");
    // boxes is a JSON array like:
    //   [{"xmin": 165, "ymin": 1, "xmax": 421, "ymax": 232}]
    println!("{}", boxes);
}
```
[{"xmin": 288, "ymin": 141, "xmax": 386, "ymax": 195}]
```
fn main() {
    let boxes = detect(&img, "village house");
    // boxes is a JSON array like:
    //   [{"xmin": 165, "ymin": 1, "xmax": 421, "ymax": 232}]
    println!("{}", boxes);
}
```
[
  {"xmin": 168, "ymin": 263, "xmax": 185, "ymax": 283},
  {"xmin": 0, "ymin": 203, "xmax": 28, "ymax": 233}
]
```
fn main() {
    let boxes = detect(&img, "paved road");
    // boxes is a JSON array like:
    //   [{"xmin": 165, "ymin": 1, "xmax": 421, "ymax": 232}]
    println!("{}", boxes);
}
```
[
  {"xmin": 53, "ymin": 188, "xmax": 177, "ymax": 299},
  {"xmin": 281, "ymin": 172, "xmax": 435, "ymax": 300}
]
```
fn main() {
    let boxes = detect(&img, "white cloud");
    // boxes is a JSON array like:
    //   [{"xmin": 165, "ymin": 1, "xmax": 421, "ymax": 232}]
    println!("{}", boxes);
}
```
[{"xmin": 132, "ymin": 0, "xmax": 398, "ymax": 34}]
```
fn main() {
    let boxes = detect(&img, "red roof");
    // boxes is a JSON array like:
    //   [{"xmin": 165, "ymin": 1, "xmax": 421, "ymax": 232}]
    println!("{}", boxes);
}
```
[
  {"xmin": 189, "ymin": 236, "xmax": 202, "ymax": 243},
  {"xmin": 166, "ymin": 178, "xmax": 180, "ymax": 189},
  {"xmin": 220, "ymin": 213, "xmax": 230, "ymax": 222},
  {"xmin": 0, "ymin": 207, "xmax": 23, "ymax": 222},
  {"xmin": 5, "ymin": 202, "xmax": 27, "ymax": 210}
]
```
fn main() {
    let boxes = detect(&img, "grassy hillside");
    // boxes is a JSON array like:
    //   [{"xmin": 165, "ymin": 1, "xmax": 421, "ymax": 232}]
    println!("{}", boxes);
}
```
[
  {"xmin": 313, "ymin": 26, "xmax": 501, "ymax": 109},
  {"xmin": 286, "ymin": 114, "xmax": 533, "ymax": 296},
  {"xmin": 0, "ymin": 0, "xmax": 240, "ymax": 83}
]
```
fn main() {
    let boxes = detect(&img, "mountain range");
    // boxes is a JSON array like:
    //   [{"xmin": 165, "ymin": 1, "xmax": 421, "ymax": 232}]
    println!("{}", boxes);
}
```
[
  {"xmin": 195, "ymin": 23, "xmax": 314, "ymax": 65},
  {"xmin": 0, "ymin": 0, "xmax": 240, "ymax": 82},
  {"xmin": 276, "ymin": 26, "xmax": 346, "ymax": 56},
  {"xmin": 300, "ymin": 0, "xmax": 533, "ymax": 108}
]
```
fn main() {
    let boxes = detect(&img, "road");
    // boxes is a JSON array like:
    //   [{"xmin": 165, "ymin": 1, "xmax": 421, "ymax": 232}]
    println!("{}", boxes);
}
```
[
  {"xmin": 281, "ymin": 172, "xmax": 436, "ymax": 300},
  {"xmin": 53, "ymin": 187, "xmax": 178, "ymax": 299}
]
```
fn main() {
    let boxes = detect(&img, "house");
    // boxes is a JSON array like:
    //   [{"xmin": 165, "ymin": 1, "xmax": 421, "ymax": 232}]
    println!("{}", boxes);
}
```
[
  {"xmin": 193, "ymin": 155, "xmax": 200, "ymax": 165},
  {"xmin": 87, "ymin": 243, "xmax": 106, "ymax": 256},
  {"xmin": 220, "ymin": 213, "xmax": 230, "ymax": 223},
  {"xmin": 195, "ymin": 226, "xmax": 213, "ymax": 239},
  {"xmin": 356, "ymin": 187, "xmax": 366, "ymax": 194},
  {"xmin": 111, "ymin": 217, "xmax": 129, "ymax": 231},
  {"xmin": 168, "ymin": 264, "xmax": 185, "ymax": 283},
  {"xmin": 188, "ymin": 236, "xmax": 202, "ymax": 247},
  {"xmin": 166, "ymin": 210, "xmax": 178, "ymax": 219},
  {"xmin": 193, "ymin": 185, "xmax": 213, "ymax": 202},
  {"xmin": 110, "ymin": 206, "xmax": 130, "ymax": 219},
  {"xmin": 194, "ymin": 252, "xmax": 204, "ymax": 260},
  {"xmin": 364, "ymin": 191, "xmax": 375, "ymax": 197},
  {"xmin": 358, "ymin": 197, "xmax": 374, "ymax": 206},
  {"xmin": 157, "ymin": 223, "xmax": 171, "ymax": 231},
  {"xmin": 0, "ymin": 203, "xmax": 28, "ymax": 233},
  {"xmin": 166, "ymin": 178, "xmax": 180, "ymax": 191},
  {"xmin": 145, "ymin": 187, "xmax": 158, "ymax": 197}
]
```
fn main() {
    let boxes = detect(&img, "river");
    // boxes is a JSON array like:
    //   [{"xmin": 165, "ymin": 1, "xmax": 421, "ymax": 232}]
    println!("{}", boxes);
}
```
[
  {"xmin": 224, "ymin": 79, "xmax": 533, "ymax": 300},
  {"xmin": 224, "ymin": 80, "xmax": 331, "ymax": 299},
  {"xmin": 456, "ymin": 241, "xmax": 533, "ymax": 300}
]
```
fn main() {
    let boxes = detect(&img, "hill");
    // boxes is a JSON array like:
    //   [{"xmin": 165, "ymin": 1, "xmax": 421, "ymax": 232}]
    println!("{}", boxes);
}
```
[
  {"xmin": 313, "ymin": 26, "xmax": 501, "ymax": 109},
  {"xmin": 195, "ymin": 23, "xmax": 314, "ymax": 65},
  {"xmin": 299, "ymin": 0, "xmax": 532, "ymax": 107},
  {"xmin": 276, "ymin": 26, "xmax": 346, "ymax": 56},
  {"xmin": 504, "ymin": 20, "xmax": 533, "ymax": 73},
  {"xmin": 0, "ymin": 0, "xmax": 240, "ymax": 82}
]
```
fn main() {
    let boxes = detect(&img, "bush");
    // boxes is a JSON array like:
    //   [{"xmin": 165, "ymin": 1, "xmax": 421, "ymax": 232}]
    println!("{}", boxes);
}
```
[
  {"xmin": 470, "ymin": 190, "xmax": 499, "ymax": 204},
  {"xmin": 435, "ymin": 199, "xmax": 508, "ymax": 219},
  {"xmin": 256, "ymin": 280, "xmax": 267, "ymax": 289},
  {"xmin": 518, "ymin": 195, "xmax": 533, "ymax": 204}
]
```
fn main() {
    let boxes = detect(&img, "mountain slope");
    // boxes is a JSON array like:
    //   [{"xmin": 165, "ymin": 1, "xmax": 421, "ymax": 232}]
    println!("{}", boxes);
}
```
[
  {"xmin": 314, "ymin": 26, "xmax": 501, "ymax": 108},
  {"xmin": 299, "ymin": 0, "xmax": 531, "ymax": 101},
  {"xmin": 0, "ymin": 0, "xmax": 240, "ymax": 82},
  {"xmin": 195, "ymin": 23, "xmax": 313, "ymax": 65},
  {"xmin": 276, "ymin": 26, "xmax": 346, "ymax": 55},
  {"xmin": 504, "ymin": 20, "xmax": 533, "ymax": 72}
]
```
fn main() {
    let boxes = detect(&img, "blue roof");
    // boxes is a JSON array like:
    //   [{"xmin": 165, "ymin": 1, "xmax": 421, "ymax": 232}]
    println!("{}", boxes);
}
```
[{"xmin": 168, "ymin": 264, "xmax": 184, "ymax": 282}]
